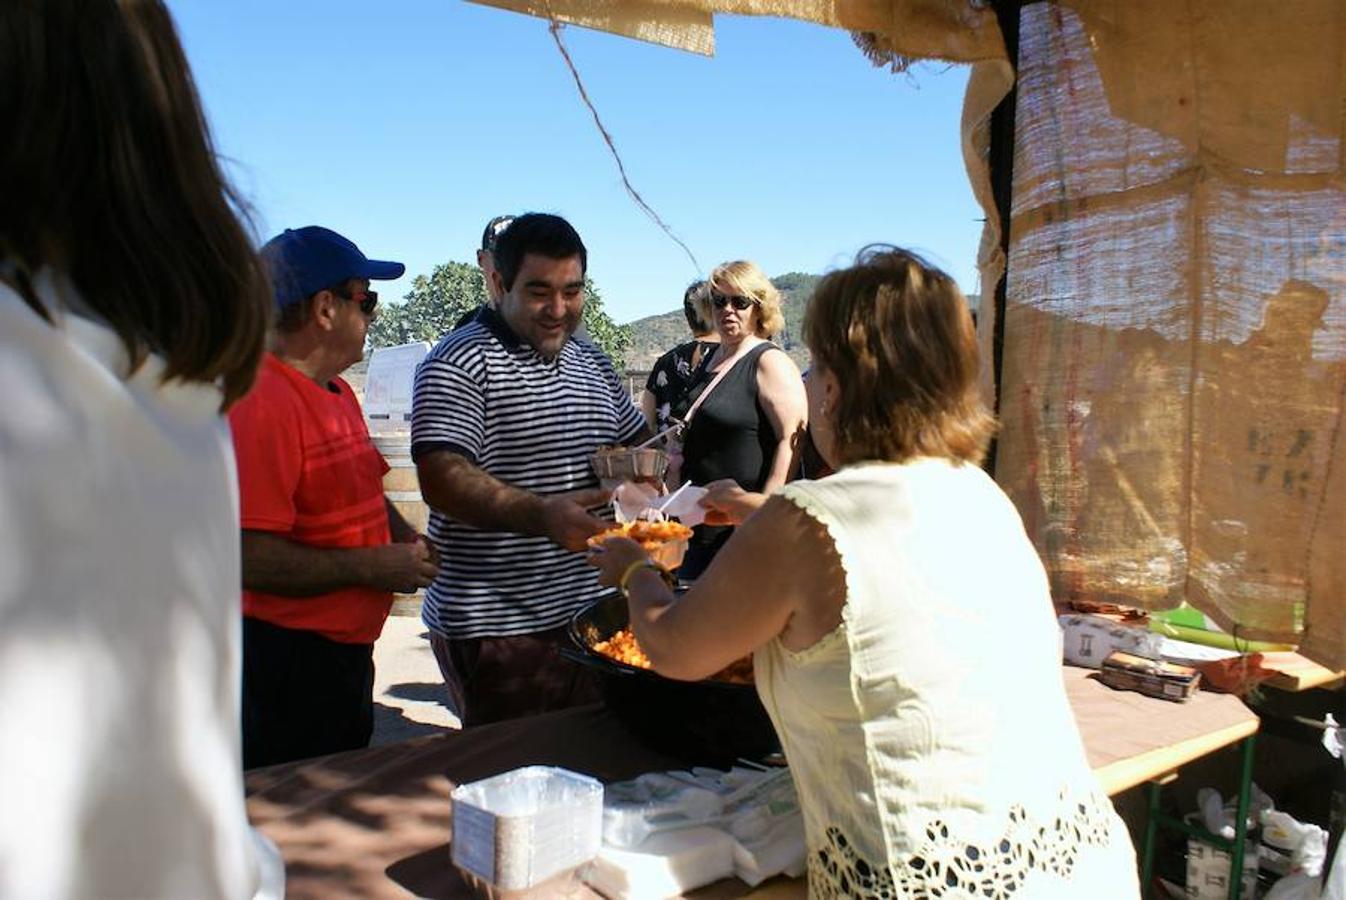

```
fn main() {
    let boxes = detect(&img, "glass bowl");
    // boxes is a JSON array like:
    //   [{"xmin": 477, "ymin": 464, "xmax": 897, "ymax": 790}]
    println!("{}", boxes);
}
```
[{"xmin": 588, "ymin": 447, "xmax": 669, "ymax": 489}]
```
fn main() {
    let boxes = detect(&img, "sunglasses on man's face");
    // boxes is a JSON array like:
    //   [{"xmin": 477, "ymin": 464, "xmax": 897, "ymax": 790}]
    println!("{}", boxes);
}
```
[
  {"xmin": 711, "ymin": 291, "xmax": 756, "ymax": 311},
  {"xmin": 332, "ymin": 284, "xmax": 379, "ymax": 316},
  {"xmin": 356, "ymin": 290, "xmax": 378, "ymax": 316}
]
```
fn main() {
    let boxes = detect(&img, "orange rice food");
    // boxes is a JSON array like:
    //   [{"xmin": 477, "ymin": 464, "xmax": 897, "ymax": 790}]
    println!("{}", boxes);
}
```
[
  {"xmin": 591, "ymin": 628, "xmax": 652, "ymax": 669},
  {"xmin": 586, "ymin": 519, "xmax": 693, "ymax": 551},
  {"xmin": 592, "ymin": 628, "xmax": 754, "ymax": 685}
]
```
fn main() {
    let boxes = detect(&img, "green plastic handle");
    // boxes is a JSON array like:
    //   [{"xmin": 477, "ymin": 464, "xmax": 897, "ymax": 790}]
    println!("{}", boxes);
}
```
[{"xmin": 1147, "ymin": 619, "xmax": 1295, "ymax": 653}]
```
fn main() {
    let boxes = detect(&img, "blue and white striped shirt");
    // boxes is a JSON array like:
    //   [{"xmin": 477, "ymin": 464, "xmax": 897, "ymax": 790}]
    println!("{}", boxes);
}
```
[{"xmin": 410, "ymin": 308, "xmax": 644, "ymax": 639}]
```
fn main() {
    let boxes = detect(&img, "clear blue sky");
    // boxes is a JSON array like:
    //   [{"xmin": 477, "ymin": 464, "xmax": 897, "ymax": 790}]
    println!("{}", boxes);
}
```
[{"xmin": 168, "ymin": 0, "xmax": 982, "ymax": 324}]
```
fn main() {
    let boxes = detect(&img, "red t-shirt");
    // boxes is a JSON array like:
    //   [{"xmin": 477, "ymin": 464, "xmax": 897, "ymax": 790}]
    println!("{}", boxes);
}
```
[{"xmin": 229, "ymin": 354, "xmax": 392, "ymax": 644}]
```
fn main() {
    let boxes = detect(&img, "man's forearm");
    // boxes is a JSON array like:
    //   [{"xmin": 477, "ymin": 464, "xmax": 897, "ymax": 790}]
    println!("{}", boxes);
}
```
[
  {"xmin": 241, "ymin": 530, "xmax": 381, "ymax": 596},
  {"xmin": 417, "ymin": 452, "xmax": 547, "ymax": 536}
]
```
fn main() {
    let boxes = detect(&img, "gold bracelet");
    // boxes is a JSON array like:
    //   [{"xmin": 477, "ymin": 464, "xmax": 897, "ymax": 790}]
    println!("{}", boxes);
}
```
[{"xmin": 618, "ymin": 560, "xmax": 674, "ymax": 597}]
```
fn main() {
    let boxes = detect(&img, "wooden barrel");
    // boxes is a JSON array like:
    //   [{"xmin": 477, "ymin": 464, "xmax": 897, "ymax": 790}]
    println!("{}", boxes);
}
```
[{"xmin": 371, "ymin": 432, "xmax": 429, "ymax": 615}]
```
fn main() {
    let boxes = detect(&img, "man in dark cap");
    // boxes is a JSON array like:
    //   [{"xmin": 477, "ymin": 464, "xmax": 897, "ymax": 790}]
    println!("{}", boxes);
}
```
[
  {"xmin": 230, "ymin": 225, "xmax": 439, "ymax": 768},
  {"xmin": 478, "ymin": 214, "xmax": 515, "ymax": 302},
  {"xmin": 452, "ymin": 214, "xmax": 516, "ymax": 330}
]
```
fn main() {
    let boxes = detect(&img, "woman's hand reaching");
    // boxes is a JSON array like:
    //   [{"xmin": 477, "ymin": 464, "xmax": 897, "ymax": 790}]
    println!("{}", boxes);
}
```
[
  {"xmin": 699, "ymin": 479, "xmax": 768, "ymax": 526},
  {"xmin": 586, "ymin": 536, "xmax": 654, "ymax": 588}
]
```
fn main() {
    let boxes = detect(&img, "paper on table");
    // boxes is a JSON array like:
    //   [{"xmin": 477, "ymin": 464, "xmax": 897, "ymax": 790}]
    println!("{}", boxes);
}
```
[
  {"xmin": 659, "ymin": 485, "xmax": 707, "ymax": 526},
  {"xmin": 613, "ymin": 482, "xmax": 709, "ymax": 527},
  {"xmin": 586, "ymin": 827, "xmax": 735, "ymax": 899}
]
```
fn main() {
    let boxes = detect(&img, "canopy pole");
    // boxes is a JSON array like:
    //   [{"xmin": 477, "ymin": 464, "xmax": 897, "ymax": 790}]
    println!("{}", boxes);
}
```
[{"xmin": 984, "ymin": 0, "xmax": 1025, "ymax": 478}]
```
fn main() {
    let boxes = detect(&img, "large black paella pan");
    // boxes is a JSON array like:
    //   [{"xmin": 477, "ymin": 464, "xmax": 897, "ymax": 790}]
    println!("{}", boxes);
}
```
[{"xmin": 564, "ymin": 592, "xmax": 780, "ymax": 767}]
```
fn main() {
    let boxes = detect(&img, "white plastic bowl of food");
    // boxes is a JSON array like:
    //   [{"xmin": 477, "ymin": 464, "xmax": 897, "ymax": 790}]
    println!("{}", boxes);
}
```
[{"xmin": 586, "ymin": 520, "xmax": 693, "ymax": 570}]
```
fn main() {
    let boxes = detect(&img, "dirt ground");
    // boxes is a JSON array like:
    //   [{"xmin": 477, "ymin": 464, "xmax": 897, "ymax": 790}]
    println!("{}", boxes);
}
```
[{"xmin": 371, "ymin": 611, "xmax": 460, "ymax": 744}]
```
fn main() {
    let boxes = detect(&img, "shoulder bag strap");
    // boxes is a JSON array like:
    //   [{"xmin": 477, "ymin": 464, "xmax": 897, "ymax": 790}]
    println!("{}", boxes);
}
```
[{"xmin": 676, "ymin": 341, "xmax": 760, "ymax": 430}]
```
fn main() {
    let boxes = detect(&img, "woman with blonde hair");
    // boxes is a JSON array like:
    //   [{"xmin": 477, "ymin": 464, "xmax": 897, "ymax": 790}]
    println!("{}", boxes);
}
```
[
  {"xmin": 591, "ymin": 247, "xmax": 1139, "ymax": 898},
  {"xmin": 673, "ymin": 259, "xmax": 806, "ymax": 578},
  {"xmin": 0, "ymin": 0, "xmax": 281, "ymax": 896}
]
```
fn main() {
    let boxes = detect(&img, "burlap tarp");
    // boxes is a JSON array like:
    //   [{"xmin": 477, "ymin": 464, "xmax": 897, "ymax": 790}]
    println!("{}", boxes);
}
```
[
  {"xmin": 994, "ymin": 1, "xmax": 1346, "ymax": 667},
  {"xmin": 465, "ymin": 1, "xmax": 1346, "ymax": 668},
  {"xmin": 469, "ymin": 0, "xmax": 1001, "ymax": 59},
  {"xmin": 469, "ymin": 0, "xmax": 1016, "ymax": 296}
]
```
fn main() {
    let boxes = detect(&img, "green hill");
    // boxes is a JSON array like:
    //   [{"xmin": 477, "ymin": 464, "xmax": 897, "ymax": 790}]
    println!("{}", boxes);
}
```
[
  {"xmin": 624, "ymin": 271, "xmax": 978, "ymax": 376},
  {"xmin": 625, "ymin": 272, "xmax": 821, "ymax": 373}
]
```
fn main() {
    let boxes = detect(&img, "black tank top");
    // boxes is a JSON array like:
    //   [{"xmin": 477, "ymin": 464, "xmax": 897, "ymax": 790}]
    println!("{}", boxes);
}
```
[
  {"xmin": 677, "ymin": 342, "xmax": 778, "ymax": 579},
  {"xmin": 681, "ymin": 341, "xmax": 777, "ymax": 492}
]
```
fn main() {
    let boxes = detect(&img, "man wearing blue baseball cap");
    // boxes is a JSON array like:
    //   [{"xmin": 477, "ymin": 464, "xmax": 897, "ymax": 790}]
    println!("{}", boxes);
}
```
[{"xmin": 229, "ymin": 226, "xmax": 440, "ymax": 768}]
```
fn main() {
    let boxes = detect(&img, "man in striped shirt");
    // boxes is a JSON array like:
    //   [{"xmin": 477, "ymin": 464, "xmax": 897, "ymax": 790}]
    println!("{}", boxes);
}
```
[{"xmin": 412, "ymin": 213, "xmax": 648, "ymax": 725}]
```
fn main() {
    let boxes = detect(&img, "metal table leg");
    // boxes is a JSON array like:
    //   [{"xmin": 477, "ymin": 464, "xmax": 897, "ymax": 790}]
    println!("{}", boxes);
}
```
[
  {"xmin": 1141, "ymin": 779, "xmax": 1163, "ymax": 899},
  {"xmin": 1226, "ymin": 735, "xmax": 1256, "ymax": 900},
  {"xmin": 1141, "ymin": 735, "xmax": 1258, "ymax": 900}
]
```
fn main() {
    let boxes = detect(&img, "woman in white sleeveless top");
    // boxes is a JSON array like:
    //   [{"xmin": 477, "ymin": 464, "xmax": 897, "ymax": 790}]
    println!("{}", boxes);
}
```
[{"xmin": 590, "ymin": 247, "xmax": 1139, "ymax": 898}]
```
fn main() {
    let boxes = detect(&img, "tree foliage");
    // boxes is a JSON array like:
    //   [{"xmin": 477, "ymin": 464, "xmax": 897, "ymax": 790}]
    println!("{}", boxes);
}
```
[
  {"xmin": 367, "ymin": 262, "xmax": 486, "ymax": 349},
  {"xmin": 577, "ymin": 278, "xmax": 631, "ymax": 369},
  {"xmin": 367, "ymin": 261, "xmax": 631, "ymax": 369},
  {"xmin": 769, "ymin": 272, "xmax": 821, "ymax": 352}
]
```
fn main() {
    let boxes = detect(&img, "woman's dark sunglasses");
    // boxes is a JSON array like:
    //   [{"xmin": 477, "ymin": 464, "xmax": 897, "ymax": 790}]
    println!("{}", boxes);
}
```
[{"xmin": 711, "ymin": 291, "xmax": 756, "ymax": 311}]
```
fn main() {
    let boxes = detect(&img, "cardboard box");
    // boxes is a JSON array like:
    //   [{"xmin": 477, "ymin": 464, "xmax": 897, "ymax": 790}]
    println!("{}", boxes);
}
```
[
  {"xmin": 1185, "ymin": 834, "xmax": 1257, "ymax": 900},
  {"xmin": 1099, "ymin": 651, "xmax": 1201, "ymax": 702},
  {"xmin": 1059, "ymin": 613, "xmax": 1164, "ymax": 669}
]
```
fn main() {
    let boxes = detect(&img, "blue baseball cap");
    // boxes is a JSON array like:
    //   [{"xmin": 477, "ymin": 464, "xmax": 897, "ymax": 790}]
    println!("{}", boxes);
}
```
[{"xmin": 261, "ymin": 226, "xmax": 405, "ymax": 310}]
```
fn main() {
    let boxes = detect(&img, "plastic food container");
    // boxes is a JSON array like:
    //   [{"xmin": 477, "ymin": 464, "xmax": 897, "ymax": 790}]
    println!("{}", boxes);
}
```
[
  {"xmin": 451, "ymin": 766, "xmax": 604, "ymax": 898},
  {"xmin": 587, "ymin": 521, "xmax": 693, "ymax": 571},
  {"xmin": 646, "ymin": 536, "xmax": 687, "ymax": 570},
  {"xmin": 589, "ymin": 447, "xmax": 669, "ymax": 489},
  {"xmin": 595, "ymin": 533, "xmax": 687, "ymax": 571}
]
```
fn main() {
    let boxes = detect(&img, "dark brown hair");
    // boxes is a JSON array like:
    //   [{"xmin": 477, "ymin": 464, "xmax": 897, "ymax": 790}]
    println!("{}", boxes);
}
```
[
  {"xmin": 0, "ymin": 0, "xmax": 269, "ymax": 409},
  {"xmin": 682, "ymin": 280, "xmax": 712, "ymax": 334},
  {"xmin": 803, "ymin": 246, "xmax": 995, "ymax": 466},
  {"xmin": 274, "ymin": 297, "xmax": 317, "ymax": 336},
  {"xmin": 492, "ymin": 213, "xmax": 587, "ymax": 292}
]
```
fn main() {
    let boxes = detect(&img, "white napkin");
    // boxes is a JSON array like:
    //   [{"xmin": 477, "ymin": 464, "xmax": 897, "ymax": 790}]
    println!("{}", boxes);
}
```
[
  {"xmin": 660, "ymin": 485, "xmax": 709, "ymax": 527},
  {"xmin": 613, "ymin": 482, "xmax": 709, "ymax": 527},
  {"xmin": 613, "ymin": 482, "xmax": 661, "ymax": 524}
]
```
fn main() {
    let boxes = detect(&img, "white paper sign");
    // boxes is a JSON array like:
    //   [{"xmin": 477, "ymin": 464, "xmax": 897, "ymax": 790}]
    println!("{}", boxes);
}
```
[{"xmin": 364, "ymin": 342, "xmax": 429, "ymax": 428}]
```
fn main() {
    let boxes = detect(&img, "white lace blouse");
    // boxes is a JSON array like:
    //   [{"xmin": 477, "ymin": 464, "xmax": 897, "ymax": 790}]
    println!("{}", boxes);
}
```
[{"xmin": 757, "ymin": 460, "xmax": 1140, "ymax": 899}]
